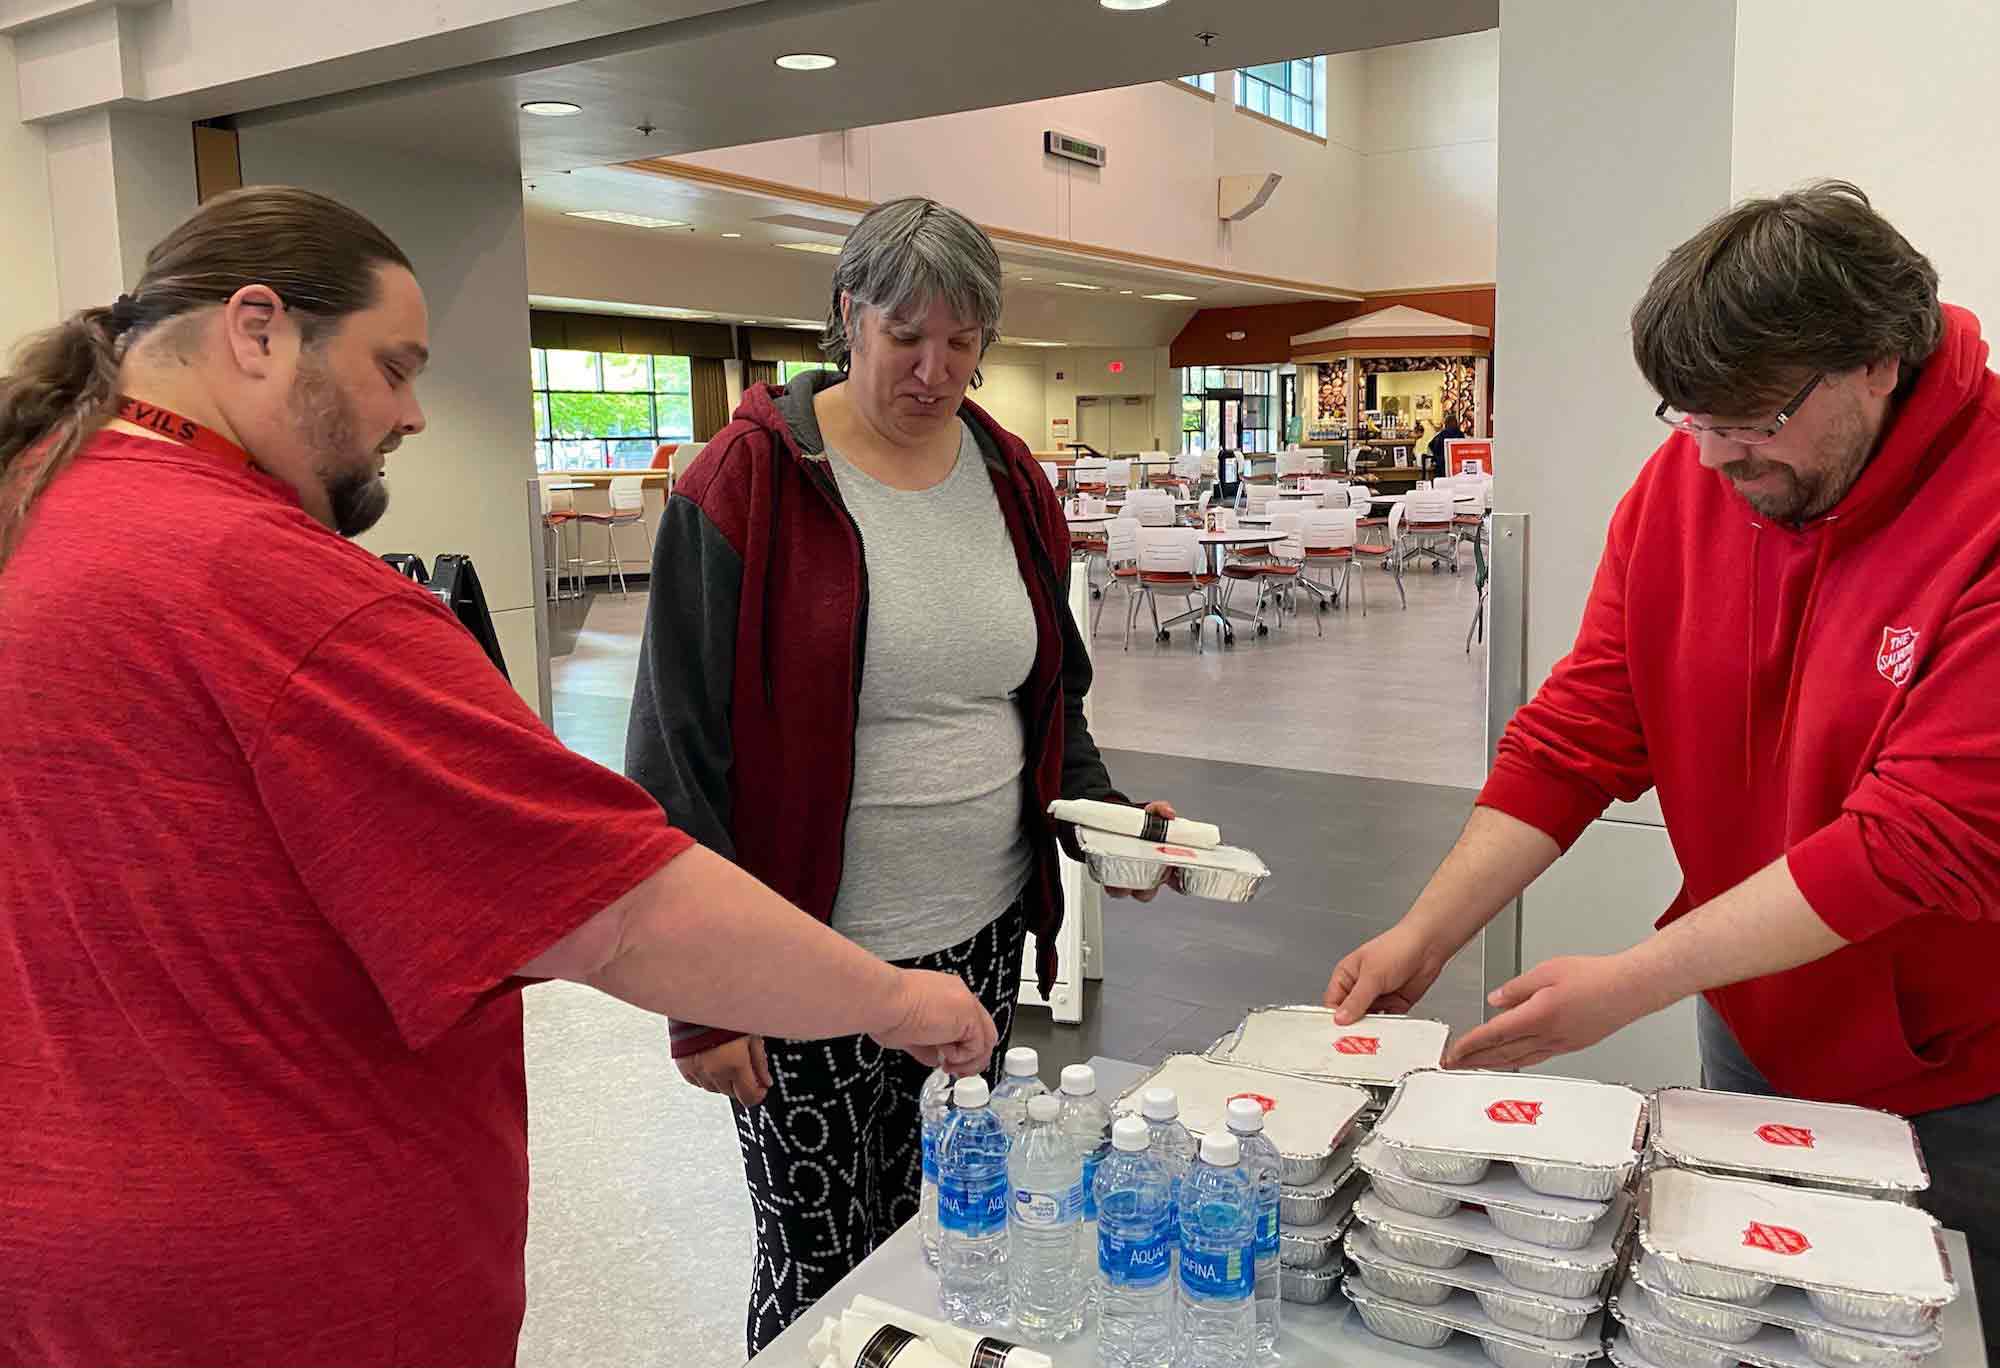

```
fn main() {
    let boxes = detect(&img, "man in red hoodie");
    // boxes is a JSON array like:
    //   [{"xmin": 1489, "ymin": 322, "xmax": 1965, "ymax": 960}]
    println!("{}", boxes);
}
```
[{"xmin": 1328, "ymin": 180, "xmax": 2000, "ymax": 1341}]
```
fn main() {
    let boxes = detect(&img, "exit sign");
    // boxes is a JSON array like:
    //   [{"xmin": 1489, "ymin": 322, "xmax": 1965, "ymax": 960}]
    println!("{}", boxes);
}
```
[{"xmin": 1107, "ymin": 361, "xmax": 1125, "ymax": 374}]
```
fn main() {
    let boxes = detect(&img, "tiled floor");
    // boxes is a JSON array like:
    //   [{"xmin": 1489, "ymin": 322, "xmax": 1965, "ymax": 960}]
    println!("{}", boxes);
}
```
[{"xmin": 519, "ymin": 556, "xmax": 1488, "ymax": 1368}]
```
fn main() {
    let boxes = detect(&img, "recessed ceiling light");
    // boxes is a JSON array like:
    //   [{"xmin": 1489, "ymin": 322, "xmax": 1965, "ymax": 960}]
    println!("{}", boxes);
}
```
[
  {"xmin": 1100, "ymin": 0, "xmax": 1171, "ymax": 9},
  {"xmin": 721, "ymin": 232, "xmax": 743, "ymax": 238},
  {"xmin": 1056, "ymin": 281, "xmax": 1103, "ymax": 291},
  {"xmin": 521, "ymin": 101, "xmax": 582, "ymax": 117},
  {"xmin": 564, "ymin": 210, "xmax": 689, "ymax": 229},
  {"xmin": 775, "ymin": 53, "xmax": 838, "ymax": 71},
  {"xmin": 1020, "ymin": 276, "xmax": 1035, "ymax": 282},
  {"xmin": 1118, "ymin": 289, "xmax": 1135, "ymax": 295},
  {"xmin": 775, "ymin": 241, "xmax": 845, "ymax": 255},
  {"xmin": 1002, "ymin": 336, "xmax": 1069, "ymax": 348},
  {"xmin": 1143, "ymin": 292, "xmax": 1198, "ymax": 301}
]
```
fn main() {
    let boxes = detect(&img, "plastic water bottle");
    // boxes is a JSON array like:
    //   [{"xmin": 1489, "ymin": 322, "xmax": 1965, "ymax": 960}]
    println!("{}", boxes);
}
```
[
  {"xmin": 919, "ymin": 1067, "xmax": 955, "ymax": 1269},
  {"xmin": 1226, "ymin": 1098, "xmax": 1283, "ymax": 1359},
  {"xmin": 1059, "ymin": 1064, "xmax": 1114, "ymax": 1310},
  {"xmin": 991, "ymin": 1047, "xmax": 1048, "ymax": 1138},
  {"xmin": 1177, "ymin": 1132, "xmax": 1256, "ymax": 1368},
  {"xmin": 1140, "ymin": 1087, "xmax": 1197, "ymax": 1256},
  {"xmin": 1095, "ymin": 1116, "xmax": 1175, "ymax": 1368},
  {"xmin": 938, "ymin": 1075, "xmax": 1011, "ymax": 1327},
  {"xmin": 1008, "ymin": 1093, "xmax": 1084, "ymax": 1342}
]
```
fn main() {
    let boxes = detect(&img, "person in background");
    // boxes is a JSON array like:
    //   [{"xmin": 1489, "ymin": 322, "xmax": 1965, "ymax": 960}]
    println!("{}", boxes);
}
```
[
  {"xmin": 1327, "ymin": 180, "xmax": 2000, "ymax": 1352},
  {"xmin": 627, "ymin": 196, "xmax": 1174, "ymax": 1354},
  {"xmin": 1425, "ymin": 411, "xmax": 1464, "ymax": 479},
  {"xmin": 0, "ymin": 187, "xmax": 996, "ymax": 1368}
]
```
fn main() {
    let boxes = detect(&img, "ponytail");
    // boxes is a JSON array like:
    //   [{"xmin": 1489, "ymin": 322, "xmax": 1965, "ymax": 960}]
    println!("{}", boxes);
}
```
[{"xmin": 0, "ymin": 306, "xmax": 125, "ymax": 570}]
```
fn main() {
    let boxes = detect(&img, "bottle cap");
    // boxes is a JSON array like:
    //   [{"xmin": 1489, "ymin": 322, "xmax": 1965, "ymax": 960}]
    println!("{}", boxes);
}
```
[
  {"xmin": 1140, "ymin": 1087, "xmax": 1179, "ymax": 1121},
  {"xmin": 1004, "ymin": 1046, "xmax": 1039, "ymax": 1078},
  {"xmin": 1200, "ymin": 1132, "xmax": 1241, "ymax": 1167},
  {"xmin": 1226, "ymin": 1097, "xmax": 1267, "ymax": 1134},
  {"xmin": 953, "ymin": 1076, "xmax": 991, "ymax": 1108},
  {"xmin": 1060, "ymin": 1064, "xmax": 1097, "ymax": 1096},
  {"xmin": 1027, "ymin": 1094, "xmax": 1061, "ymax": 1124},
  {"xmin": 1112, "ymin": 1116, "xmax": 1152, "ymax": 1152}
]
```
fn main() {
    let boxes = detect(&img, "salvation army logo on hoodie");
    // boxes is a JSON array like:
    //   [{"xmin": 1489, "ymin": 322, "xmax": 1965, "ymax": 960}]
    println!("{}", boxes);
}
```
[{"xmin": 1876, "ymin": 625, "xmax": 1919, "ymax": 688}]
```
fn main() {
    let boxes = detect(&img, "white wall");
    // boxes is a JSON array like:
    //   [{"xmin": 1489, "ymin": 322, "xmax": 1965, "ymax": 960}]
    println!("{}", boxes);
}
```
[
  {"xmin": 1733, "ymin": 0, "xmax": 2000, "ymax": 325},
  {"xmin": 1359, "ymin": 30, "xmax": 1498, "ymax": 288},
  {"xmin": 975, "ymin": 346, "xmax": 1049, "ymax": 447},
  {"xmin": 238, "ymin": 129, "xmax": 543, "ymax": 715},
  {"xmin": 0, "ymin": 38, "xmax": 57, "ymax": 352}
]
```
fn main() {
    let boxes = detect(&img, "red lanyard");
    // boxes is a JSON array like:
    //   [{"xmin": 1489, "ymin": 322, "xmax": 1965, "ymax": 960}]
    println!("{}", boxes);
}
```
[{"xmin": 115, "ymin": 396, "xmax": 257, "ymax": 470}]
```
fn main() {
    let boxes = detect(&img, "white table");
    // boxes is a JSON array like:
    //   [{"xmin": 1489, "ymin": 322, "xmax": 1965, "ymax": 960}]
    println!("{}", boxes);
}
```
[
  {"xmin": 1148, "ymin": 532, "xmax": 1282, "ymax": 647},
  {"xmin": 1066, "ymin": 516, "xmax": 1115, "ymax": 529},
  {"xmin": 747, "ymin": 1057, "xmax": 1988, "ymax": 1367}
]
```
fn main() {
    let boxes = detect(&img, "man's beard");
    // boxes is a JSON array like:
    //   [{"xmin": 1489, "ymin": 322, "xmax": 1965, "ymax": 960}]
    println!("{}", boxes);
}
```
[
  {"xmin": 291, "ymin": 353, "xmax": 394, "ymax": 539},
  {"xmin": 1720, "ymin": 395, "xmax": 1873, "ymax": 523}
]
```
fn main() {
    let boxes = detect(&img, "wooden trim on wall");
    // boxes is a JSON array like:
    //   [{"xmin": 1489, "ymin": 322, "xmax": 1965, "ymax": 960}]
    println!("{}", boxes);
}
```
[
  {"xmin": 1238, "ymin": 106, "xmax": 1329, "ymax": 146},
  {"xmin": 192, "ymin": 123, "xmax": 241, "ymax": 203},
  {"xmin": 1167, "ymin": 78, "xmax": 1217, "ymax": 102},
  {"xmin": 1363, "ymin": 282, "xmax": 1497, "ymax": 298},
  {"xmin": 621, "ymin": 157, "xmax": 1364, "ymax": 302},
  {"xmin": 1292, "ymin": 341, "xmax": 1492, "ymax": 363}
]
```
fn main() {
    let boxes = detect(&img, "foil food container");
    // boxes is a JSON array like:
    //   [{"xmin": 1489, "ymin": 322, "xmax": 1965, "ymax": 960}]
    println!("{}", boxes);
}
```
[
  {"xmin": 1205, "ymin": 1006, "xmax": 1449, "ymax": 1090},
  {"xmin": 1281, "ymin": 1157, "xmax": 1361, "ymax": 1226},
  {"xmin": 1358, "ymin": 1136, "xmax": 1613, "ymax": 1252},
  {"xmin": 1636, "ymin": 1169, "xmax": 1955, "ymax": 1334},
  {"xmin": 1615, "ymin": 1276, "xmax": 1946, "ymax": 1368},
  {"xmin": 1647, "ymin": 1089, "xmax": 1928, "ymax": 1198},
  {"xmin": 1353, "ymin": 1191, "xmax": 1631, "ymax": 1296},
  {"xmin": 1373, "ymin": 1069, "xmax": 1647, "ymax": 1202},
  {"xmin": 1109, "ymin": 1054, "xmax": 1372, "ymax": 1187},
  {"xmin": 1634, "ymin": 1278, "xmax": 1765, "ymax": 1344},
  {"xmin": 1345, "ymin": 1281, "xmax": 1605, "ymax": 1367},
  {"xmin": 1630, "ymin": 1254, "xmax": 1945, "ymax": 1363},
  {"xmin": 1347, "ymin": 1228, "xmax": 1607, "ymax": 1340},
  {"xmin": 1278, "ymin": 1184, "xmax": 1361, "ymax": 1270},
  {"xmin": 1279, "ymin": 1264, "xmax": 1341, "ymax": 1305},
  {"xmin": 1073, "ymin": 826, "xmax": 1271, "ymax": 903}
]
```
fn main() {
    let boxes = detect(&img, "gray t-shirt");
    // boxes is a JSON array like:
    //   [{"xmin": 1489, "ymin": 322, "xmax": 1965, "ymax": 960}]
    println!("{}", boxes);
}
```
[{"xmin": 826, "ymin": 422, "xmax": 1037, "ymax": 960}]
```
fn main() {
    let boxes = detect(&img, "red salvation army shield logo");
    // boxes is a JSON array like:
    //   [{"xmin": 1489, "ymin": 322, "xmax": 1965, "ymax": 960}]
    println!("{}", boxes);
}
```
[
  {"xmin": 1227, "ymin": 1091, "xmax": 1277, "ymax": 1114},
  {"xmin": 1756, "ymin": 1123, "xmax": 1815, "ymax": 1149},
  {"xmin": 1743, "ymin": 1222, "xmax": 1812, "ymax": 1256},
  {"xmin": 1876, "ymin": 625, "xmax": 1919, "ymax": 688},
  {"xmin": 1486, "ymin": 1099, "xmax": 1542, "ymax": 1126},
  {"xmin": 1334, "ymin": 1036, "xmax": 1381, "ymax": 1056}
]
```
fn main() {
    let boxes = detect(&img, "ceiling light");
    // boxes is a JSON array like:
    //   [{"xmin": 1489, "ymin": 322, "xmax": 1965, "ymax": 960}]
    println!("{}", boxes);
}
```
[
  {"xmin": 721, "ymin": 232, "xmax": 743, "ymax": 238},
  {"xmin": 564, "ymin": 210, "xmax": 690, "ymax": 229},
  {"xmin": 521, "ymin": 101, "xmax": 582, "ymax": 117},
  {"xmin": 1020, "ymin": 276, "xmax": 1035, "ymax": 282},
  {"xmin": 1100, "ymin": 0, "xmax": 1171, "ymax": 9},
  {"xmin": 1056, "ymin": 281, "xmax": 1103, "ymax": 291},
  {"xmin": 1118, "ymin": 289, "xmax": 1135, "ymax": 295},
  {"xmin": 1002, "ymin": 336, "xmax": 1069, "ymax": 348},
  {"xmin": 1143, "ymin": 292, "xmax": 1198, "ymax": 301},
  {"xmin": 775, "ymin": 53, "xmax": 838, "ymax": 71},
  {"xmin": 775, "ymin": 241, "xmax": 844, "ymax": 254}
]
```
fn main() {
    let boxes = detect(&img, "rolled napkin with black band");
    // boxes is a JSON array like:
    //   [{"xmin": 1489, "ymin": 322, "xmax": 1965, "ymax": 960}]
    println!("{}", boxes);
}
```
[
  {"xmin": 807, "ymin": 1299, "xmax": 1053, "ymax": 1368},
  {"xmin": 1048, "ymin": 797, "xmax": 1221, "ymax": 850}
]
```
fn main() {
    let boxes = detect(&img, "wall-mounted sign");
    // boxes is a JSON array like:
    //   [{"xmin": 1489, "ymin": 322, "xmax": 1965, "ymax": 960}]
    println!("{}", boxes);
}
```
[
  {"xmin": 1107, "ymin": 360, "xmax": 1125, "ymax": 374},
  {"xmin": 1447, "ymin": 439, "xmax": 1493, "ymax": 476},
  {"xmin": 1044, "ymin": 130, "xmax": 1108, "ymax": 168},
  {"xmin": 1050, "ymin": 415, "xmax": 1073, "ymax": 444}
]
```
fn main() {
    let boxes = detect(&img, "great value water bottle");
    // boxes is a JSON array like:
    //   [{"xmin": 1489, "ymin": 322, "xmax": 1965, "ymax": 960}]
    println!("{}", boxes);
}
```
[
  {"xmin": 991, "ymin": 1047, "xmax": 1048, "ymax": 1138},
  {"xmin": 1008, "ymin": 1094, "xmax": 1084, "ymax": 1342},
  {"xmin": 1140, "ymin": 1088, "xmax": 1196, "ymax": 1252},
  {"xmin": 1226, "ymin": 1098, "xmax": 1283, "ymax": 1359},
  {"xmin": 1058, "ymin": 1064, "xmax": 1113, "ymax": 1309},
  {"xmin": 1177, "ymin": 1132, "xmax": 1256, "ymax": 1368},
  {"xmin": 1095, "ymin": 1116, "xmax": 1175, "ymax": 1368},
  {"xmin": 920, "ymin": 1067, "xmax": 955, "ymax": 1269},
  {"xmin": 938, "ymin": 1075, "xmax": 1011, "ymax": 1327}
]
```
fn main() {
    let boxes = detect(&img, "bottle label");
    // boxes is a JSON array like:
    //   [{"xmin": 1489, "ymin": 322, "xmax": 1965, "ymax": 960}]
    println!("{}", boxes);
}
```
[
  {"xmin": 1180, "ymin": 1246, "xmax": 1254, "ymax": 1300},
  {"xmin": 940, "ymin": 1174, "xmax": 1008, "ymax": 1236},
  {"xmin": 1012, "ymin": 1183, "xmax": 1079, "ymax": 1229},
  {"xmin": 1256, "ymin": 1200, "xmax": 1280, "ymax": 1258},
  {"xmin": 1080, "ymin": 1152, "xmax": 1103, "ymax": 1221},
  {"xmin": 921, "ymin": 1130, "xmax": 938, "ymax": 1184},
  {"xmin": 1099, "ymin": 1224, "xmax": 1172, "ymax": 1286}
]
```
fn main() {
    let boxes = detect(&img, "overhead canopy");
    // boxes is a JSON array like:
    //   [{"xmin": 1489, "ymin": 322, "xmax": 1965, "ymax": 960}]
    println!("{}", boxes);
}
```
[{"xmin": 1290, "ymin": 305, "xmax": 1491, "ymax": 361}]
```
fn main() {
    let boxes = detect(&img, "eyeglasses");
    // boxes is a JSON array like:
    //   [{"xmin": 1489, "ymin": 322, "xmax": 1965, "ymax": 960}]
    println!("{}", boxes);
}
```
[{"xmin": 1655, "ymin": 373, "xmax": 1823, "ymax": 447}]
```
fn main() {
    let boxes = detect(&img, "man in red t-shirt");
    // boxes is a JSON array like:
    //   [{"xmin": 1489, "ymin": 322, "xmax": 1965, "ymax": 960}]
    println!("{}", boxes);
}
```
[{"xmin": 0, "ymin": 188, "xmax": 997, "ymax": 1366}]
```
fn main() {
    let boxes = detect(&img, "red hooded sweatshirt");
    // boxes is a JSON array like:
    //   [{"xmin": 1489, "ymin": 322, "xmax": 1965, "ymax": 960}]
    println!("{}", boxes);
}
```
[{"xmin": 1481, "ymin": 304, "xmax": 2000, "ymax": 1118}]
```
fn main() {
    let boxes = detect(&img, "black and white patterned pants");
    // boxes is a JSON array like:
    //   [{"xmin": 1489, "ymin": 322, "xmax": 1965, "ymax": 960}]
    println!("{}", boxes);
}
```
[{"xmin": 732, "ymin": 902, "xmax": 1027, "ymax": 1355}]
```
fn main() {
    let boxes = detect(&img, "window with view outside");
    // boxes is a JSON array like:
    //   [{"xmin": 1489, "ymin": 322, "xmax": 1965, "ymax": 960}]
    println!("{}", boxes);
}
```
[
  {"xmin": 1237, "ymin": 56, "xmax": 1326, "ymax": 137},
  {"xmin": 1180, "ymin": 367, "xmax": 1277, "ymax": 454},
  {"xmin": 1178, "ymin": 72, "xmax": 1216, "ymax": 94},
  {"xmin": 780, "ymin": 360, "xmax": 836, "ymax": 384},
  {"xmin": 530, "ymin": 348, "xmax": 693, "ymax": 471}
]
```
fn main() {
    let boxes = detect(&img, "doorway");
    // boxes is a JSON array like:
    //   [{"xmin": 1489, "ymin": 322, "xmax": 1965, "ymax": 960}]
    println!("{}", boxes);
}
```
[{"xmin": 1075, "ymin": 396, "xmax": 1113, "ymax": 453}]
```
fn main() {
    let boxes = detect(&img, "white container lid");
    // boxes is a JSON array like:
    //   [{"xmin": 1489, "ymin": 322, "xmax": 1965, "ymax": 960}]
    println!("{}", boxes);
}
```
[
  {"xmin": 1640, "ymin": 1168, "xmax": 1955, "ymax": 1305},
  {"xmin": 1226, "ymin": 1097, "xmax": 1266, "ymax": 1133},
  {"xmin": 1141, "ymin": 1087, "xmax": 1180, "ymax": 1121},
  {"xmin": 954, "ymin": 1076, "xmax": 991, "ymax": 1108},
  {"xmin": 1112, "ymin": 1116, "xmax": 1151, "ymax": 1152},
  {"xmin": 1211, "ymin": 1006, "xmax": 1449, "ymax": 1088},
  {"xmin": 1201, "ymin": 1132, "xmax": 1241, "ymax": 1167},
  {"xmin": 1117, "ymin": 1055, "xmax": 1372, "ymax": 1163},
  {"xmin": 1650, "ymin": 1088, "xmax": 1928, "ymax": 1192},
  {"xmin": 1374, "ymin": 1068, "xmax": 1645, "ymax": 1170},
  {"xmin": 1027, "ymin": 1094, "xmax": 1061, "ymax": 1123},
  {"xmin": 1004, "ymin": 1047, "xmax": 1039, "ymax": 1078},
  {"xmin": 1061, "ymin": 1064, "xmax": 1097, "ymax": 1096},
  {"xmin": 1074, "ymin": 826, "xmax": 1270, "ymax": 876}
]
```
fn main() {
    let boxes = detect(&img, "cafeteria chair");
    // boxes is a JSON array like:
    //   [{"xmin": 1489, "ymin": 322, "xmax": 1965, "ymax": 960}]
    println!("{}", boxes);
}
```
[
  {"xmin": 539, "ymin": 484, "xmax": 580, "ymax": 602},
  {"xmin": 1038, "ymin": 460, "xmax": 1061, "ymax": 490},
  {"xmin": 574, "ymin": 476, "xmax": 649, "ymax": 596},
  {"xmin": 1096, "ymin": 517, "xmax": 1141, "ymax": 638},
  {"xmin": 1402, "ymin": 487, "xmax": 1459, "ymax": 573},
  {"xmin": 1241, "ymin": 480, "xmax": 1279, "ymax": 519},
  {"xmin": 1073, "ymin": 459, "xmax": 1109, "ymax": 496},
  {"xmin": 1133, "ymin": 526, "xmax": 1214, "ymax": 651},
  {"xmin": 1223, "ymin": 509, "xmax": 1312, "ymax": 638},
  {"xmin": 1301, "ymin": 507, "xmax": 1359, "ymax": 612},
  {"xmin": 1105, "ymin": 459, "xmax": 1133, "ymax": 497},
  {"xmin": 1127, "ymin": 488, "xmax": 1177, "ymax": 527},
  {"xmin": 1191, "ymin": 488, "xmax": 1213, "ymax": 529},
  {"xmin": 1166, "ymin": 449, "xmax": 1203, "ymax": 498},
  {"xmin": 1353, "ymin": 503, "xmax": 1408, "ymax": 612},
  {"xmin": 1276, "ymin": 448, "xmax": 1310, "ymax": 488}
]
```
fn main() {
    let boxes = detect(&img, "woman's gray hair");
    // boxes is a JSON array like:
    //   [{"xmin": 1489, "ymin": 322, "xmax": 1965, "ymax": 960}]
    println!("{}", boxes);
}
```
[{"xmin": 820, "ymin": 197, "xmax": 1003, "ymax": 383}]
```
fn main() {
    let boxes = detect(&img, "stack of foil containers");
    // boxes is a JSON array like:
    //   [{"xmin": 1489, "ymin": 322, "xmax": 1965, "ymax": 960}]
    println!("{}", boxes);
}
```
[
  {"xmin": 1343, "ymin": 1069, "xmax": 1650, "ymax": 1367},
  {"xmin": 1611, "ymin": 1090, "xmax": 1957, "ymax": 1368}
]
